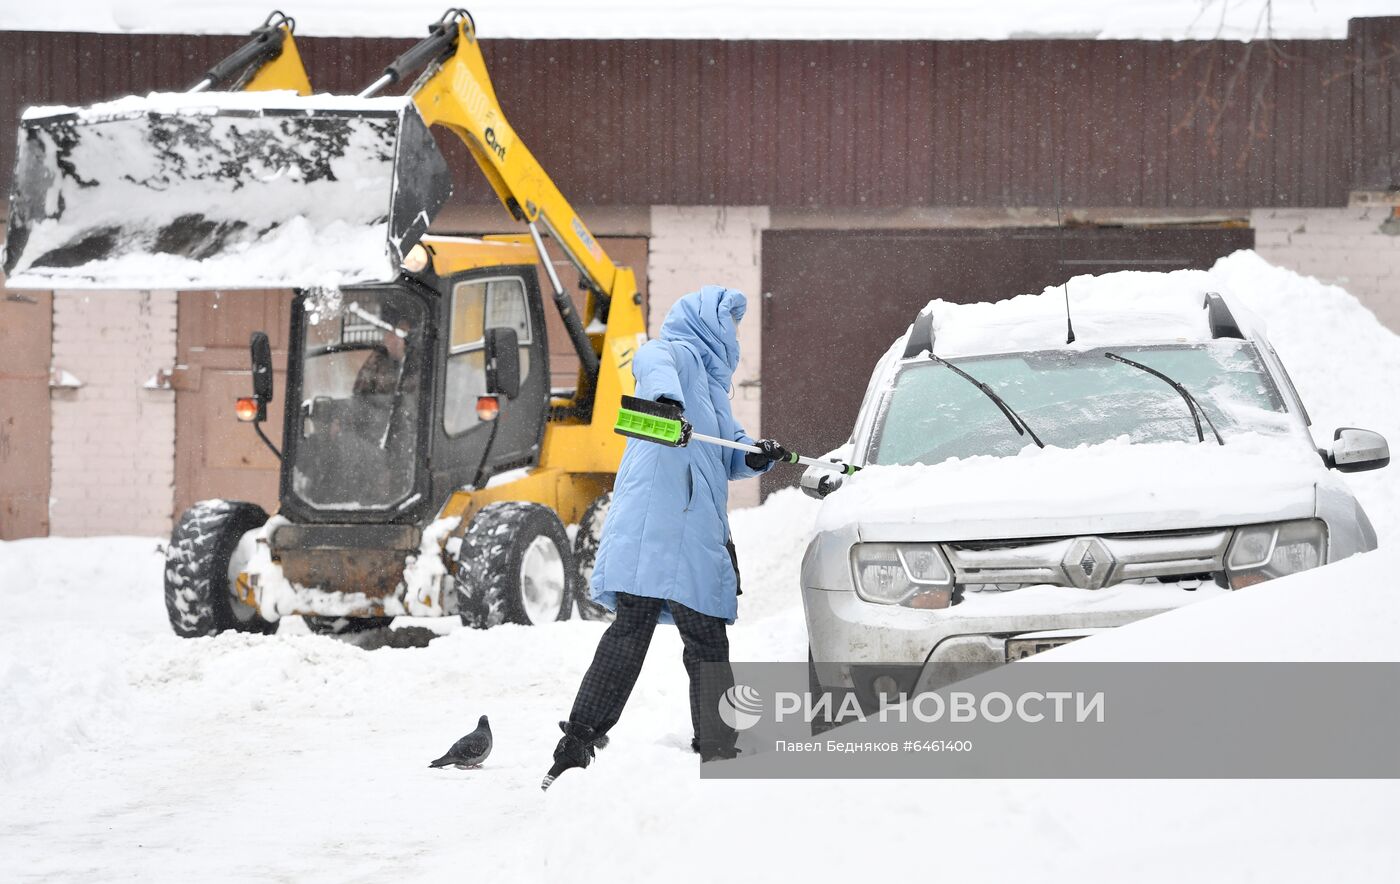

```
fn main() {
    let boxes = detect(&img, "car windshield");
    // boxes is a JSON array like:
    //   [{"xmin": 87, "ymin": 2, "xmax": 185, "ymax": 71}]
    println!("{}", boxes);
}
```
[
  {"xmin": 289, "ymin": 287, "xmax": 426, "ymax": 510},
  {"xmin": 868, "ymin": 342, "xmax": 1291, "ymax": 466}
]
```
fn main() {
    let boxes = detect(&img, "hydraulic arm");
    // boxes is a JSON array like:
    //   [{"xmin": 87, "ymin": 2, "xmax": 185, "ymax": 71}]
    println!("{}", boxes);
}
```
[{"xmin": 367, "ymin": 9, "xmax": 624, "ymax": 391}]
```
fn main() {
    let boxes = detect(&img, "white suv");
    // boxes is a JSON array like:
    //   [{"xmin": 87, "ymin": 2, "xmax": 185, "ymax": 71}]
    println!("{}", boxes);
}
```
[{"xmin": 800, "ymin": 285, "xmax": 1388, "ymax": 693}]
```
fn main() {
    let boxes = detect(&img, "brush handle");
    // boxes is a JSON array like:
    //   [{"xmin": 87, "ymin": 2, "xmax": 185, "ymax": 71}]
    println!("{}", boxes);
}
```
[{"xmin": 689, "ymin": 432, "xmax": 860, "ymax": 474}]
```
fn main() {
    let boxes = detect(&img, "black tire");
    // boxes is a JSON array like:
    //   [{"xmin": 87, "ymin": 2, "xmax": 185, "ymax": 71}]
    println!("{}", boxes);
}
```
[
  {"xmin": 164, "ymin": 500, "xmax": 279, "ymax": 638},
  {"xmin": 455, "ymin": 502, "xmax": 575, "ymax": 628},
  {"xmin": 572, "ymin": 493, "xmax": 615, "ymax": 622},
  {"xmin": 304, "ymin": 615, "xmax": 395, "ymax": 635}
]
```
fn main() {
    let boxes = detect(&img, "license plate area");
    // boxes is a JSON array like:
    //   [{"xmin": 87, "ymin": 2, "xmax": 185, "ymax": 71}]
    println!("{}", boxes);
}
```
[{"xmin": 1006, "ymin": 634, "xmax": 1086, "ymax": 661}]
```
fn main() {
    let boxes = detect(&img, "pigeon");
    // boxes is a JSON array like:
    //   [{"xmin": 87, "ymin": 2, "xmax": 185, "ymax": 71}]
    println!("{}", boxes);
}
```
[{"xmin": 429, "ymin": 715, "xmax": 493, "ymax": 769}]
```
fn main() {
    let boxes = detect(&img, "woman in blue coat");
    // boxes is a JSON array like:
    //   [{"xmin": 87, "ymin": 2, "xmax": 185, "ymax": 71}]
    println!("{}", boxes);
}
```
[{"xmin": 543, "ymin": 285, "xmax": 788, "ymax": 790}]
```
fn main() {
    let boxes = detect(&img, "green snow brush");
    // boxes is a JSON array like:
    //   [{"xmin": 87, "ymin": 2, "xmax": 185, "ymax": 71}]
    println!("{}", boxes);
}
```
[{"xmin": 615, "ymin": 396, "xmax": 861, "ymax": 474}]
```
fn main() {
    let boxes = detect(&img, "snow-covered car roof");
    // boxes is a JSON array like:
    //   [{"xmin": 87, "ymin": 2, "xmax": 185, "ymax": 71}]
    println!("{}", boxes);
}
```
[{"xmin": 908, "ymin": 267, "xmax": 1266, "ymax": 360}]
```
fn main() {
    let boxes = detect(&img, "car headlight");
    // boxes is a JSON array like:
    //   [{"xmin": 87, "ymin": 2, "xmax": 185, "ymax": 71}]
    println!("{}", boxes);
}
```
[
  {"xmin": 851, "ymin": 543, "xmax": 954, "ymax": 608},
  {"xmin": 1225, "ymin": 519, "xmax": 1327, "ymax": 589}
]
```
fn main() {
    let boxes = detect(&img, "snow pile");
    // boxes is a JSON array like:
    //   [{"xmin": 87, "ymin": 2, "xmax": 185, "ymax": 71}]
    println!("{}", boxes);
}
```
[
  {"xmin": 1215, "ymin": 250, "xmax": 1400, "ymax": 542},
  {"xmin": 1042, "ymin": 546, "xmax": 1400, "ymax": 661},
  {"xmin": 398, "ymin": 516, "xmax": 462, "ymax": 614},
  {"xmin": 925, "ymin": 268, "xmax": 1231, "ymax": 357},
  {"xmin": 21, "ymin": 89, "xmax": 417, "ymax": 119},
  {"xmin": 2, "ymin": 0, "xmax": 1392, "ymax": 40},
  {"xmin": 0, "ymin": 537, "xmax": 165, "ymax": 782},
  {"xmin": 729, "ymin": 488, "xmax": 821, "ymax": 623},
  {"xmin": 8, "ymin": 92, "xmax": 426, "ymax": 290}
]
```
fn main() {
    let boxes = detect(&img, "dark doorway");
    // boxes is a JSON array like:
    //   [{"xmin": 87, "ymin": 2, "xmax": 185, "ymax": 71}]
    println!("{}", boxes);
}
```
[{"xmin": 758, "ymin": 226, "xmax": 1254, "ymax": 498}]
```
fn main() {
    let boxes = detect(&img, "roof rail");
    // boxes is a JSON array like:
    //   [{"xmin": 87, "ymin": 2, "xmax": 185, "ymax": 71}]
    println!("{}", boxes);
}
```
[
  {"xmin": 902, "ymin": 309, "xmax": 935, "ymax": 358},
  {"xmin": 1203, "ymin": 292, "xmax": 1244, "ymax": 339}
]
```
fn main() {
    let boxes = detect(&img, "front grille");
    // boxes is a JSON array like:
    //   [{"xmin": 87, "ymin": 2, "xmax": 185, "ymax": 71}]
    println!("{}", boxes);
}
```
[
  {"xmin": 962, "ymin": 575, "xmax": 1214, "ymax": 594},
  {"xmin": 944, "ymin": 529, "xmax": 1231, "ymax": 592}
]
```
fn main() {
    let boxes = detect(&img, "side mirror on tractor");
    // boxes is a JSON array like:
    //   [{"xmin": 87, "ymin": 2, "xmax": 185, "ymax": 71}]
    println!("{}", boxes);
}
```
[
  {"xmin": 237, "ymin": 331, "xmax": 282, "ymax": 460},
  {"xmin": 476, "ymin": 327, "xmax": 520, "ymax": 423},
  {"xmin": 236, "ymin": 331, "xmax": 275, "ymax": 423},
  {"xmin": 484, "ymin": 326, "xmax": 521, "ymax": 398}
]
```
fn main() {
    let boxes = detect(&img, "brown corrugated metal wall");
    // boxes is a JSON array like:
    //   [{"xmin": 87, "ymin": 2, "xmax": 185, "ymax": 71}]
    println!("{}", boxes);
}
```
[
  {"xmin": 1351, "ymin": 18, "xmax": 1400, "ymax": 192},
  {"xmin": 0, "ymin": 22, "xmax": 1396, "ymax": 210}
]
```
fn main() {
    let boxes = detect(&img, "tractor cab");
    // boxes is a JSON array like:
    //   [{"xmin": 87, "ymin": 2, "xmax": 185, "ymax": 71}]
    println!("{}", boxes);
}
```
[
  {"xmin": 276, "ymin": 240, "xmax": 551, "ymax": 528},
  {"xmin": 221, "ymin": 236, "xmax": 611, "ymax": 631}
]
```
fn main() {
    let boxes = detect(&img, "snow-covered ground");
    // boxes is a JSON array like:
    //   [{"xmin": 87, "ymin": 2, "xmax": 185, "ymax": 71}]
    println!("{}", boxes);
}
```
[
  {"xmin": 3, "ymin": 251, "xmax": 1400, "ymax": 880},
  {"xmin": 3, "ymin": 509, "xmax": 1399, "ymax": 881},
  {"xmin": 4, "ymin": 0, "xmax": 1396, "ymax": 40}
]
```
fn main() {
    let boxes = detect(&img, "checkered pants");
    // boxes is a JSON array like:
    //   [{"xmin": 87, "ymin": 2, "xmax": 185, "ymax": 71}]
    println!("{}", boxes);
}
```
[{"xmin": 568, "ymin": 593, "xmax": 736, "ymax": 750}]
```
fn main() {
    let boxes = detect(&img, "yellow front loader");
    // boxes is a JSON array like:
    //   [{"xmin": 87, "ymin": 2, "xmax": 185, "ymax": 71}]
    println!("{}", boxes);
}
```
[{"xmin": 3, "ymin": 10, "xmax": 643, "ymax": 635}]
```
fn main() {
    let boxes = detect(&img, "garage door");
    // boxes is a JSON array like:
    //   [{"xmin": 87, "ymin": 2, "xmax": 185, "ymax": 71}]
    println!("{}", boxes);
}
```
[
  {"xmin": 171, "ymin": 236, "xmax": 647, "ymax": 522},
  {"xmin": 0, "ymin": 274, "xmax": 52, "ymax": 538},
  {"xmin": 173, "ymin": 289, "xmax": 295, "ymax": 518},
  {"xmin": 759, "ymin": 226, "xmax": 1254, "ymax": 497}
]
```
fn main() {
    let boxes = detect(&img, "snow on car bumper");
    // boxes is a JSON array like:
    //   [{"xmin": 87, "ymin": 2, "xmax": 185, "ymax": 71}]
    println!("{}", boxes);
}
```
[{"xmin": 802, "ymin": 581, "xmax": 1228, "ymax": 677}]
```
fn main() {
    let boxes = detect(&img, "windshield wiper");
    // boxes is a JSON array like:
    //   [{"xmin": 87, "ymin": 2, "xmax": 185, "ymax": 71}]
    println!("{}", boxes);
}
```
[
  {"xmin": 1104, "ymin": 352, "xmax": 1225, "ymax": 445},
  {"xmin": 927, "ymin": 353, "xmax": 1045, "ymax": 448}
]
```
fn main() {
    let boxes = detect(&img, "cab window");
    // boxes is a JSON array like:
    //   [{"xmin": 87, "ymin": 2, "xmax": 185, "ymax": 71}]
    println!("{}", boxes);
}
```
[{"xmin": 444, "ymin": 277, "xmax": 532, "ymax": 436}]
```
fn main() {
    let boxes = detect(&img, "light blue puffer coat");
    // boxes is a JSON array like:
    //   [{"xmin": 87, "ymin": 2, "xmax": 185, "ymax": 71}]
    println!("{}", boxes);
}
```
[{"xmin": 589, "ymin": 286, "xmax": 771, "ymax": 624}]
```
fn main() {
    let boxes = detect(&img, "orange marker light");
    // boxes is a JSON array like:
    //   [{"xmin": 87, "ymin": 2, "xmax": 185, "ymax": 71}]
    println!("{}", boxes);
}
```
[
  {"xmin": 1229, "ymin": 572, "xmax": 1270, "ymax": 590},
  {"xmin": 477, "ymin": 395, "xmax": 500, "ymax": 421},
  {"xmin": 909, "ymin": 588, "xmax": 953, "ymax": 609},
  {"xmin": 235, "ymin": 397, "xmax": 260, "ymax": 422}
]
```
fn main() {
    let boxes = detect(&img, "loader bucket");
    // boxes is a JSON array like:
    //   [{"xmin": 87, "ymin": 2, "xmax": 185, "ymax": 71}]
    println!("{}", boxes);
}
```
[{"xmin": 2, "ymin": 92, "xmax": 452, "ymax": 290}]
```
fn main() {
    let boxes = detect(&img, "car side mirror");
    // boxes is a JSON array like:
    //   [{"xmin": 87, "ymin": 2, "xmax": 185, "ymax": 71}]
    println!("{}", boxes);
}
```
[
  {"xmin": 1329, "ymin": 427, "xmax": 1390, "ymax": 473},
  {"xmin": 801, "ymin": 465, "xmax": 843, "ymax": 500},
  {"xmin": 484, "ymin": 326, "xmax": 521, "ymax": 399}
]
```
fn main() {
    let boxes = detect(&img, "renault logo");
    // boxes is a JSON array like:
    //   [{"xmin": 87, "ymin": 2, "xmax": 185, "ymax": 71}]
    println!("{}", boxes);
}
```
[{"xmin": 1063, "ymin": 537, "xmax": 1115, "ymax": 589}]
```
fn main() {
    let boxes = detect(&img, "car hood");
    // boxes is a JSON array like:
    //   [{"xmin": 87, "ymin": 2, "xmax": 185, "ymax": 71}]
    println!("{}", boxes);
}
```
[{"xmin": 816, "ymin": 433, "xmax": 1340, "ymax": 541}]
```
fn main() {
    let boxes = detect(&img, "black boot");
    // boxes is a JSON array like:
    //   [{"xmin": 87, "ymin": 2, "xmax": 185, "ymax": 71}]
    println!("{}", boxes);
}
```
[
  {"xmin": 541, "ymin": 721, "xmax": 601, "ymax": 791},
  {"xmin": 691, "ymin": 737, "xmax": 740, "ymax": 762}
]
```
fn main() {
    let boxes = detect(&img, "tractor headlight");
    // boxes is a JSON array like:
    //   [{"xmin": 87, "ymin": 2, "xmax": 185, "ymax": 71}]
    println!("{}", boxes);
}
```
[
  {"xmin": 1225, "ymin": 519, "xmax": 1328, "ymax": 588},
  {"xmin": 852, "ymin": 543, "xmax": 953, "ymax": 608},
  {"xmin": 401, "ymin": 242, "xmax": 431, "ymax": 274}
]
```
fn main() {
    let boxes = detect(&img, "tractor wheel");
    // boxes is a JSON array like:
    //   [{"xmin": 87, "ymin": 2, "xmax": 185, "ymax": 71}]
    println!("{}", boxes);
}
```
[
  {"xmin": 304, "ymin": 616, "xmax": 395, "ymax": 635},
  {"xmin": 164, "ymin": 500, "xmax": 279, "ymax": 638},
  {"xmin": 572, "ymin": 493, "xmax": 615, "ymax": 622},
  {"xmin": 456, "ymin": 502, "xmax": 574, "ymax": 628}
]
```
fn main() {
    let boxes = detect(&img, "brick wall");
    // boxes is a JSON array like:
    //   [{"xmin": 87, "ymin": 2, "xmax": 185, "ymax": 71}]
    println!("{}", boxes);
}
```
[
  {"xmin": 49, "ymin": 290, "xmax": 177, "ymax": 537},
  {"xmin": 647, "ymin": 206, "xmax": 770, "ymax": 509},
  {"xmin": 1252, "ymin": 208, "xmax": 1400, "ymax": 332}
]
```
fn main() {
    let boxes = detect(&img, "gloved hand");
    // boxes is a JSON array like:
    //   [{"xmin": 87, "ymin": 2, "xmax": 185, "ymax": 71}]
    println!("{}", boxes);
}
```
[{"xmin": 745, "ymin": 438, "xmax": 791, "ymax": 469}]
